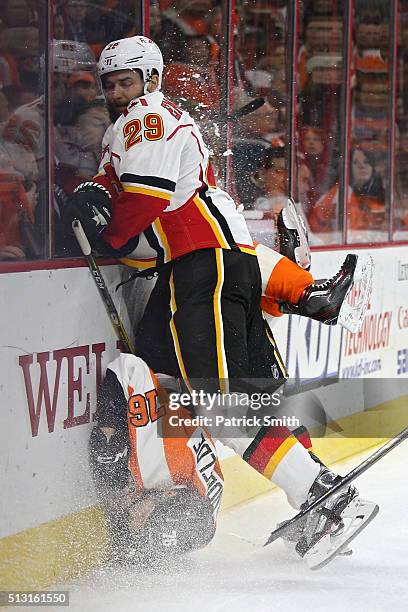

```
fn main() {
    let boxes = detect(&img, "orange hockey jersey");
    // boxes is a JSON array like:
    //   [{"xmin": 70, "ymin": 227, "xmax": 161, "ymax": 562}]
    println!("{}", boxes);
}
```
[{"xmin": 107, "ymin": 353, "xmax": 224, "ymax": 520}]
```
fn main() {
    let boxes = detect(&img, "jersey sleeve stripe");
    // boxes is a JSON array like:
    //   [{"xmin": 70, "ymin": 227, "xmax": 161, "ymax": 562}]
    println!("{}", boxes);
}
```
[
  {"xmin": 237, "ymin": 244, "xmax": 257, "ymax": 256},
  {"xmin": 122, "ymin": 184, "xmax": 173, "ymax": 200},
  {"xmin": 119, "ymin": 256, "xmax": 158, "ymax": 268},
  {"xmin": 120, "ymin": 173, "xmax": 176, "ymax": 192}
]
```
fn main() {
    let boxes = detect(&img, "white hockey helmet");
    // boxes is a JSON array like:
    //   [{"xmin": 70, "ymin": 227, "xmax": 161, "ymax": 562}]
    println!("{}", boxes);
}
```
[
  {"xmin": 98, "ymin": 36, "xmax": 164, "ymax": 94},
  {"xmin": 52, "ymin": 40, "xmax": 96, "ymax": 74}
]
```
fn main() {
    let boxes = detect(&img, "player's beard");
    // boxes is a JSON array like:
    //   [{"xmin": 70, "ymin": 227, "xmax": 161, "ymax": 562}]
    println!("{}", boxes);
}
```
[{"xmin": 107, "ymin": 100, "xmax": 127, "ymax": 123}]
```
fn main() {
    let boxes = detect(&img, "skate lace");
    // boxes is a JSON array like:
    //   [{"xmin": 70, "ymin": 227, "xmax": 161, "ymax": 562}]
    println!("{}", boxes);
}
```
[{"xmin": 314, "ymin": 261, "xmax": 347, "ymax": 290}]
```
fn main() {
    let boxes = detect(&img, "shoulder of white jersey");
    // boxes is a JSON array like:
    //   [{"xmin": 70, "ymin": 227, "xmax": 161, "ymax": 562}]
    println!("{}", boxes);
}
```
[
  {"xmin": 107, "ymin": 353, "xmax": 156, "ymax": 397},
  {"xmin": 102, "ymin": 123, "xmax": 115, "ymax": 143},
  {"xmin": 121, "ymin": 91, "xmax": 189, "ymax": 131}
]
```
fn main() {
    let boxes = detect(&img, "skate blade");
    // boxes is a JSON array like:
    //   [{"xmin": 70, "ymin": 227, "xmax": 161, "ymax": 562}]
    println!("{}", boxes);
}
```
[
  {"xmin": 337, "ymin": 545, "xmax": 353, "ymax": 556},
  {"xmin": 304, "ymin": 499, "xmax": 379, "ymax": 570},
  {"xmin": 338, "ymin": 254, "xmax": 374, "ymax": 333},
  {"xmin": 282, "ymin": 199, "xmax": 311, "ymax": 270}
]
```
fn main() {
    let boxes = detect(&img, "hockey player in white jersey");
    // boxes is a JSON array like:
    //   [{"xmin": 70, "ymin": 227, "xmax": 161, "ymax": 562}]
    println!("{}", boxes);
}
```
[{"xmin": 66, "ymin": 36, "xmax": 377, "ymax": 569}]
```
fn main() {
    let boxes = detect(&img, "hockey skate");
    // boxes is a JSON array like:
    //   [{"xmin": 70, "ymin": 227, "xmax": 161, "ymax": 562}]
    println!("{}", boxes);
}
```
[
  {"xmin": 336, "ymin": 253, "xmax": 374, "ymax": 333},
  {"xmin": 290, "ymin": 467, "xmax": 378, "ymax": 570},
  {"xmin": 279, "ymin": 253, "xmax": 373, "ymax": 331},
  {"xmin": 276, "ymin": 199, "xmax": 311, "ymax": 270}
]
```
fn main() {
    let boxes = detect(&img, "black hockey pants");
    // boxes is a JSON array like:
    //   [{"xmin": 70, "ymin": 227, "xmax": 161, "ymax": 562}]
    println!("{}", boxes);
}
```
[{"xmin": 133, "ymin": 248, "xmax": 287, "ymax": 395}]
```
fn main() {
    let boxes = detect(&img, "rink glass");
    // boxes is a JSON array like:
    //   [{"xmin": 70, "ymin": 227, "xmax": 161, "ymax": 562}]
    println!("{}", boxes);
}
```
[{"xmin": 0, "ymin": 0, "xmax": 408, "ymax": 266}]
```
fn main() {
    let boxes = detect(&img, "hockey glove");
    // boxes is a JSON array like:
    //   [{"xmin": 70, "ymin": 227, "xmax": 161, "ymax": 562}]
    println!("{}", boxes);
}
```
[
  {"xmin": 89, "ymin": 426, "xmax": 129, "ymax": 497},
  {"xmin": 63, "ymin": 181, "xmax": 112, "ymax": 247}
]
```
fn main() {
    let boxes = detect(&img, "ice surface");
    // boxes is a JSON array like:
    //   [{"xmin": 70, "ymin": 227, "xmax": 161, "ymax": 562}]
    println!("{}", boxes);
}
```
[{"xmin": 51, "ymin": 442, "xmax": 408, "ymax": 612}]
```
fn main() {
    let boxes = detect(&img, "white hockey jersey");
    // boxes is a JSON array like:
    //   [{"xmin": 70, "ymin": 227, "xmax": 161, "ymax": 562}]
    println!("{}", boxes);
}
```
[{"xmin": 97, "ymin": 90, "xmax": 255, "ymax": 265}]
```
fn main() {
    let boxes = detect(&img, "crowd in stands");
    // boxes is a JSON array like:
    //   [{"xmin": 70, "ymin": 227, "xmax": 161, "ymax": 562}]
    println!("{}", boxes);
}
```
[{"xmin": 0, "ymin": 0, "xmax": 407, "ymax": 261}]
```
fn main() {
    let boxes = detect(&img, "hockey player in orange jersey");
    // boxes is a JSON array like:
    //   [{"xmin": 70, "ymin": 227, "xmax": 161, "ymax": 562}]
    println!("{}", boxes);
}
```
[
  {"xmin": 66, "ymin": 36, "xmax": 376, "ymax": 569},
  {"xmin": 90, "ymin": 352, "xmax": 223, "ymax": 564}
]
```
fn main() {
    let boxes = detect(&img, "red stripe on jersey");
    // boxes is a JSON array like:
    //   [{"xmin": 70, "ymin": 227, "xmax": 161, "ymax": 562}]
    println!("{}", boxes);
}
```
[
  {"xmin": 246, "ymin": 426, "xmax": 292, "ymax": 474},
  {"xmin": 166, "ymin": 123, "xmax": 193, "ymax": 142},
  {"xmin": 236, "ymin": 242, "xmax": 256, "ymax": 251},
  {"xmin": 205, "ymin": 160, "xmax": 217, "ymax": 188},
  {"xmin": 103, "ymin": 191, "xmax": 168, "ymax": 250},
  {"xmin": 139, "ymin": 98, "xmax": 148, "ymax": 106},
  {"xmin": 191, "ymin": 131, "xmax": 205, "ymax": 159}
]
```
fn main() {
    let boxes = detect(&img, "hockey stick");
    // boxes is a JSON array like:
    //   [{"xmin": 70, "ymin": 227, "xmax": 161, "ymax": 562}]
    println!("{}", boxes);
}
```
[
  {"xmin": 72, "ymin": 219, "xmax": 134, "ymax": 354},
  {"xmin": 224, "ymin": 97, "xmax": 265, "ymax": 122},
  {"xmin": 264, "ymin": 425, "xmax": 408, "ymax": 546}
]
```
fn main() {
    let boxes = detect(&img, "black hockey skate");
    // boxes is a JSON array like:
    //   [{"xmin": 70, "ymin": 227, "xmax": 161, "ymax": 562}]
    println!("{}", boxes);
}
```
[
  {"xmin": 276, "ymin": 199, "xmax": 311, "ymax": 270},
  {"xmin": 279, "ymin": 254, "xmax": 358, "ymax": 325},
  {"xmin": 289, "ymin": 467, "xmax": 378, "ymax": 570}
]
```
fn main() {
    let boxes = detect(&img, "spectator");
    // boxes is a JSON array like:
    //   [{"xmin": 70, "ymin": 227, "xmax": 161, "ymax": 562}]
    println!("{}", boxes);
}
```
[
  {"xmin": 1, "ymin": 39, "xmax": 103, "ymax": 258},
  {"xmin": 232, "ymin": 138, "xmax": 287, "ymax": 213},
  {"xmin": 297, "ymin": 161, "xmax": 313, "ymax": 212},
  {"xmin": 61, "ymin": 0, "xmax": 88, "ymax": 43},
  {"xmin": 231, "ymin": 140, "xmax": 270, "ymax": 210},
  {"xmin": 298, "ymin": 12, "xmax": 343, "ymax": 92},
  {"xmin": 0, "ymin": 142, "xmax": 35, "ymax": 260},
  {"xmin": 2, "ymin": 84, "xmax": 36, "ymax": 112},
  {"xmin": 82, "ymin": 1, "xmax": 141, "ymax": 59},
  {"xmin": 308, "ymin": 146, "xmax": 385, "ymax": 233},
  {"xmin": 0, "ymin": 26, "xmax": 40, "ymax": 96},
  {"xmin": 256, "ymin": 46, "xmax": 287, "ymax": 113},
  {"xmin": 163, "ymin": 35, "xmax": 219, "ymax": 113},
  {"xmin": 250, "ymin": 141, "xmax": 289, "ymax": 218},
  {"xmin": 0, "ymin": 0, "xmax": 33, "ymax": 28},
  {"xmin": 299, "ymin": 126, "xmax": 336, "ymax": 210},
  {"xmin": 67, "ymin": 70, "xmax": 99, "ymax": 104}
]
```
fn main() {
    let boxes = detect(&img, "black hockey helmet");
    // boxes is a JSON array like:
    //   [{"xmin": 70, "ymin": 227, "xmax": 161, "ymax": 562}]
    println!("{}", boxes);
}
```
[{"xmin": 128, "ymin": 486, "xmax": 216, "ymax": 563}]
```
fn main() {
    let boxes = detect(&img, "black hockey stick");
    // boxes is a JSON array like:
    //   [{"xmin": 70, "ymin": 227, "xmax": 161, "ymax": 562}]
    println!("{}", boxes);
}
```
[
  {"xmin": 224, "ymin": 97, "xmax": 265, "ymax": 122},
  {"xmin": 72, "ymin": 219, "xmax": 134, "ymax": 354},
  {"xmin": 264, "ymin": 425, "xmax": 408, "ymax": 546}
]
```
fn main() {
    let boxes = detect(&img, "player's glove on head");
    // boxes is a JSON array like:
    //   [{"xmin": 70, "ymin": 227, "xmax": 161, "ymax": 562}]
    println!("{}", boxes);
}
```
[{"xmin": 63, "ymin": 182, "xmax": 112, "ymax": 246}]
